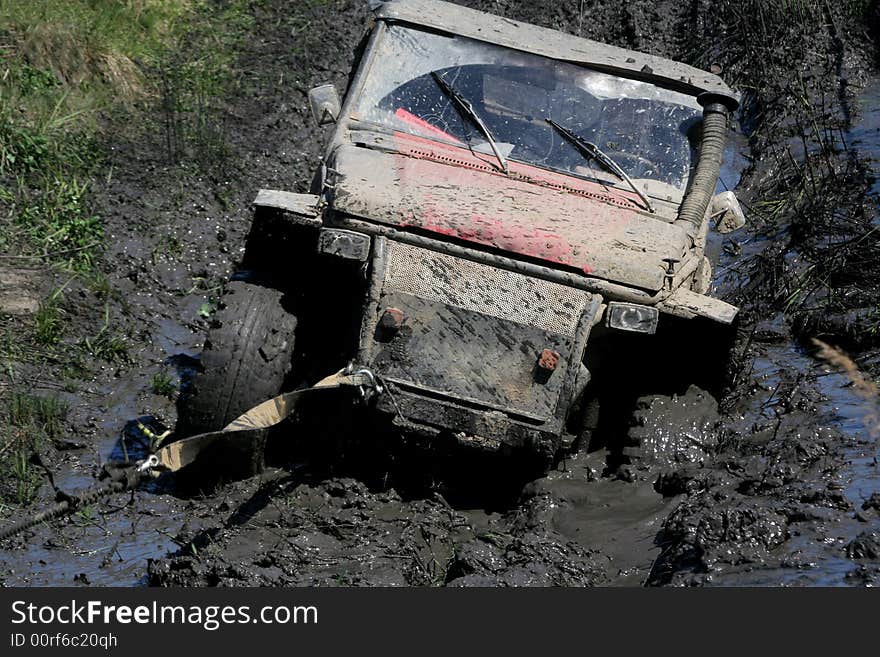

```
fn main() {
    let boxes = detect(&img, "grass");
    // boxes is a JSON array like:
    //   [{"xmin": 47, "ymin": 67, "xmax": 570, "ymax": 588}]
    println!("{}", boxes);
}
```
[
  {"xmin": 18, "ymin": 177, "xmax": 104, "ymax": 271},
  {"xmin": 0, "ymin": 0, "xmax": 257, "ymax": 282},
  {"xmin": 690, "ymin": 0, "xmax": 880, "ymax": 355},
  {"xmin": 155, "ymin": 0, "xmax": 254, "ymax": 165},
  {"xmin": 151, "ymin": 370, "xmax": 177, "ymax": 399},
  {"xmin": 0, "ymin": 0, "xmax": 256, "ymax": 258},
  {"xmin": 0, "ymin": 2, "xmax": 197, "ymax": 275},
  {"xmin": 81, "ymin": 304, "xmax": 128, "ymax": 363},
  {"xmin": 0, "ymin": 390, "xmax": 68, "ymax": 505},
  {"xmin": 0, "ymin": 1, "xmax": 260, "ymax": 511},
  {"xmin": 84, "ymin": 270, "xmax": 112, "ymax": 301},
  {"xmin": 7, "ymin": 391, "xmax": 66, "ymax": 438},
  {"xmin": 33, "ymin": 302, "xmax": 63, "ymax": 346},
  {"xmin": 0, "ymin": 1, "xmax": 255, "ymax": 381},
  {"xmin": 0, "ymin": 5, "xmax": 260, "ymax": 514},
  {"xmin": 1, "ymin": 1, "xmax": 191, "ymax": 98}
]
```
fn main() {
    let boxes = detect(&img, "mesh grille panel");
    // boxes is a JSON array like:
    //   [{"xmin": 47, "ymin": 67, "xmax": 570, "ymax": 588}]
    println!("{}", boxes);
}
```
[{"xmin": 384, "ymin": 241, "xmax": 591, "ymax": 336}]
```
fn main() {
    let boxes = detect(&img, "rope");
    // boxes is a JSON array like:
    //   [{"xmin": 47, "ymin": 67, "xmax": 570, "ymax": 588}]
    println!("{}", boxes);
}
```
[{"xmin": 0, "ymin": 467, "xmax": 145, "ymax": 542}]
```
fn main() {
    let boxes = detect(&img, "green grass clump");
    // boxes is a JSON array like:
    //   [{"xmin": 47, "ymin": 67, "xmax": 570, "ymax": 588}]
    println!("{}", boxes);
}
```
[
  {"xmin": 32, "ymin": 283, "xmax": 70, "ymax": 348},
  {"xmin": 0, "ymin": 391, "xmax": 68, "ymax": 505},
  {"xmin": 15, "ymin": 177, "xmax": 104, "ymax": 271},
  {"xmin": 33, "ymin": 302, "xmax": 63, "ymax": 346},
  {"xmin": 0, "ymin": 1, "xmax": 197, "ymax": 275},
  {"xmin": 1, "ymin": 0, "xmax": 192, "ymax": 98},
  {"xmin": 7, "ymin": 391, "xmax": 66, "ymax": 439},
  {"xmin": 79, "ymin": 303, "xmax": 128, "ymax": 363},
  {"xmin": 0, "ymin": 106, "xmax": 50, "ymax": 176},
  {"xmin": 151, "ymin": 370, "xmax": 177, "ymax": 399},
  {"xmin": 82, "ymin": 328, "xmax": 128, "ymax": 364}
]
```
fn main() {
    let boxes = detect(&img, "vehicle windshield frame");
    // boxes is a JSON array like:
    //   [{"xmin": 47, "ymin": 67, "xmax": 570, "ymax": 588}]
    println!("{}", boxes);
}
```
[{"xmin": 347, "ymin": 24, "xmax": 705, "ymax": 201}]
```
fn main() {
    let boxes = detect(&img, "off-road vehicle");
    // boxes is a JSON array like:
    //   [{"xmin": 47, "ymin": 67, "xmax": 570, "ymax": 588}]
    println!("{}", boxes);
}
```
[{"xmin": 177, "ymin": 0, "xmax": 744, "ymax": 473}]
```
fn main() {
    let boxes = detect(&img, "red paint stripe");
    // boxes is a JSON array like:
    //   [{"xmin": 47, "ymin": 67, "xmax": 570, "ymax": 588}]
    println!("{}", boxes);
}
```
[{"xmin": 395, "ymin": 108, "xmax": 463, "ymax": 144}]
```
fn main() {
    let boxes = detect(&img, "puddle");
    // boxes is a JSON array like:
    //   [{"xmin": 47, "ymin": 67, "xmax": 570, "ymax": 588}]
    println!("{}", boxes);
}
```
[
  {"xmin": 0, "ymin": 309, "xmax": 207, "ymax": 586},
  {"xmin": 2, "ymin": 495, "xmax": 190, "ymax": 587},
  {"xmin": 816, "ymin": 368, "xmax": 879, "ymax": 511},
  {"xmin": 747, "ymin": 344, "xmax": 877, "ymax": 586},
  {"xmin": 847, "ymin": 77, "xmax": 880, "ymax": 198}
]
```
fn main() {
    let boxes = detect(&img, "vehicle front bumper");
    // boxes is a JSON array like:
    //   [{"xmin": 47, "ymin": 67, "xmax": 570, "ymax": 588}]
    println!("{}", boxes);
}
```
[{"xmin": 356, "ymin": 236, "xmax": 601, "ymax": 452}]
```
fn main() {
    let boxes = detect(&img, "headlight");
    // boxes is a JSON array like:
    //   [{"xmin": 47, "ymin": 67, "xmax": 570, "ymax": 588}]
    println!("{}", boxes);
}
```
[{"xmin": 606, "ymin": 302, "xmax": 658, "ymax": 334}]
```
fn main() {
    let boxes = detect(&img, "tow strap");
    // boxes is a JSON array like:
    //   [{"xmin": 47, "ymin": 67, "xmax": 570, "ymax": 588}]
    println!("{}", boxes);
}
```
[
  {"xmin": 148, "ymin": 367, "xmax": 382, "ymax": 474},
  {"xmin": 0, "ymin": 367, "xmax": 383, "ymax": 541}
]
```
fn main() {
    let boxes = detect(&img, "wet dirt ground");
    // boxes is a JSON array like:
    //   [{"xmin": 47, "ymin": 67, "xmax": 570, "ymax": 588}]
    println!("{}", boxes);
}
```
[{"xmin": 1, "ymin": 0, "xmax": 879, "ymax": 586}]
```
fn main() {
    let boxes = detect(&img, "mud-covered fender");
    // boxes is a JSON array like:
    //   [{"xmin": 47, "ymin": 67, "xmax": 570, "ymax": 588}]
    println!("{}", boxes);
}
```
[
  {"xmin": 656, "ymin": 287, "xmax": 739, "ymax": 324},
  {"xmin": 252, "ymin": 189, "xmax": 322, "ymax": 226},
  {"xmin": 241, "ymin": 190, "xmax": 323, "ymax": 277}
]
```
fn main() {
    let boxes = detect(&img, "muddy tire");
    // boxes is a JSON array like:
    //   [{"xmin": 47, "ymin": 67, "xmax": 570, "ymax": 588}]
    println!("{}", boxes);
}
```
[
  {"xmin": 622, "ymin": 385, "xmax": 720, "ymax": 469},
  {"xmin": 177, "ymin": 278, "xmax": 297, "ymax": 437}
]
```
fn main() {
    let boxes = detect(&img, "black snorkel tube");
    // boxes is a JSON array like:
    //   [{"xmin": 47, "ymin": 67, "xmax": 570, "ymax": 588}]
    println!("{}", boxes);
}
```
[{"xmin": 675, "ymin": 91, "xmax": 740, "ymax": 241}]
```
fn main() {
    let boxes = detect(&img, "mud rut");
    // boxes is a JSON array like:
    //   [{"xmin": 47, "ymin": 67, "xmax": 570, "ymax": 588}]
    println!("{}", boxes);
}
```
[{"xmin": 2, "ymin": 0, "xmax": 879, "ymax": 586}]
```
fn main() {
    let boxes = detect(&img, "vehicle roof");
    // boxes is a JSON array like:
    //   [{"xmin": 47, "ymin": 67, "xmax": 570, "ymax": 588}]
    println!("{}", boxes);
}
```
[{"xmin": 374, "ymin": 0, "xmax": 738, "ymax": 106}]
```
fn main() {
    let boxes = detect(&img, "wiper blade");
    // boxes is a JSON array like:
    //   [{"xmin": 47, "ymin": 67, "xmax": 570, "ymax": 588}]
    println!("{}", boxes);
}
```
[
  {"xmin": 431, "ymin": 71, "xmax": 509, "ymax": 174},
  {"xmin": 546, "ymin": 118, "xmax": 654, "ymax": 213}
]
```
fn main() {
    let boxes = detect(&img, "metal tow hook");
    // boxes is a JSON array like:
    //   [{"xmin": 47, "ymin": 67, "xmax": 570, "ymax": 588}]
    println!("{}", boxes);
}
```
[
  {"xmin": 663, "ymin": 258, "xmax": 680, "ymax": 290},
  {"xmin": 137, "ymin": 454, "xmax": 160, "ymax": 474},
  {"xmin": 351, "ymin": 367, "xmax": 384, "ymax": 401}
]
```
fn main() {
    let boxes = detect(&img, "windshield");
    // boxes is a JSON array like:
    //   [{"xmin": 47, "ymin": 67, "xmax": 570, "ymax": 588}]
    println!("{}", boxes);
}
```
[{"xmin": 353, "ymin": 26, "xmax": 703, "ymax": 197}]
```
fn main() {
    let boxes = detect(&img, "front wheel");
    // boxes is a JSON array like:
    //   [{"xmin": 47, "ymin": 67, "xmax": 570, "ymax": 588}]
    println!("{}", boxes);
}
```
[{"xmin": 176, "ymin": 277, "xmax": 297, "ymax": 438}]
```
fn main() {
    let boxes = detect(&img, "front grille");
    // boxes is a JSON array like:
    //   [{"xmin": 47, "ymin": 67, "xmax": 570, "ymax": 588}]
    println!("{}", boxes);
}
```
[{"xmin": 383, "ymin": 241, "xmax": 591, "ymax": 336}]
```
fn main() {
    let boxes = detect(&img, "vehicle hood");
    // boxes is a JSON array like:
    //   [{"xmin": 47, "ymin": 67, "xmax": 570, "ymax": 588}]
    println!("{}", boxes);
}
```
[{"xmin": 330, "ymin": 135, "xmax": 690, "ymax": 291}]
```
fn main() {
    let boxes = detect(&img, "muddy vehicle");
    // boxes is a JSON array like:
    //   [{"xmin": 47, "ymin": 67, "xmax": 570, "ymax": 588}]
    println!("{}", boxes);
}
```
[{"xmin": 177, "ymin": 0, "xmax": 744, "ymax": 474}]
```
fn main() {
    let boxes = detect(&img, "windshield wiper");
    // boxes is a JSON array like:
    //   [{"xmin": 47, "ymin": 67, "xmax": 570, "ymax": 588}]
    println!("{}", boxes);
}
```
[
  {"xmin": 431, "ymin": 71, "xmax": 509, "ymax": 174},
  {"xmin": 546, "ymin": 118, "xmax": 654, "ymax": 213}
]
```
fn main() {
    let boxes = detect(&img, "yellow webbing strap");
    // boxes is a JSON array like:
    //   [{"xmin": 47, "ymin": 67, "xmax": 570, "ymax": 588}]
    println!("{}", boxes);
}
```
[{"xmin": 153, "ymin": 369, "xmax": 369, "ymax": 473}]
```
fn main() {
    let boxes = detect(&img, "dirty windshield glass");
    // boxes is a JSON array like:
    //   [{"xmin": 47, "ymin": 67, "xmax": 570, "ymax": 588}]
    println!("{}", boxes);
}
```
[{"xmin": 354, "ymin": 26, "xmax": 703, "ymax": 196}]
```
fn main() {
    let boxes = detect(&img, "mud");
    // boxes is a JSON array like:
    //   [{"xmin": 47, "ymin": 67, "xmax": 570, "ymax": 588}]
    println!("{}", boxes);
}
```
[{"xmin": 2, "ymin": 0, "xmax": 880, "ymax": 586}]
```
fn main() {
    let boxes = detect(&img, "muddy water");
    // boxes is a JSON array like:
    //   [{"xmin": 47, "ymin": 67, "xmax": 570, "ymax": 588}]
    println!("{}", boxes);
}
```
[
  {"xmin": 709, "ymin": 342, "xmax": 878, "ymax": 586},
  {"xmin": 848, "ymin": 78, "xmax": 880, "ymax": 199},
  {"xmin": 539, "ymin": 469, "xmax": 677, "ymax": 585},
  {"xmin": 0, "ymin": 320, "xmax": 204, "ymax": 586},
  {"xmin": 673, "ymin": 82, "xmax": 880, "ymax": 586},
  {"xmin": 809, "ymin": 363, "xmax": 879, "ymax": 584},
  {"xmin": 808, "ymin": 78, "xmax": 879, "ymax": 531}
]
